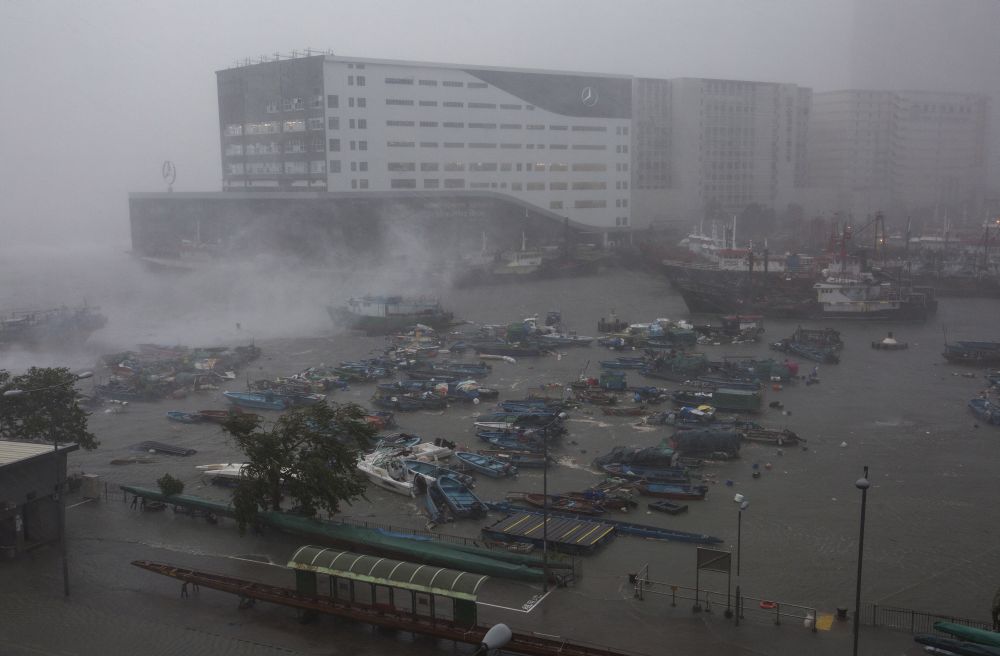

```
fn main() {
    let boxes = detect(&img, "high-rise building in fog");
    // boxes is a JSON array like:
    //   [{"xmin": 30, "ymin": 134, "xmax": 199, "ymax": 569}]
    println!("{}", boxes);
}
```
[
  {"xmin": 808, "ymin": 89, "xmax": 989, "ymax": 221},
  {"xmin": 631, "ymin": 77, "xmax": 811, "ymax": 226},
  {"xmin": 216, "ymin": 54, "xmax": 633, "ymax": 230},
  {"xmin": 849, "ymin": 0, "xmax": 1000, "ymax": 216}
]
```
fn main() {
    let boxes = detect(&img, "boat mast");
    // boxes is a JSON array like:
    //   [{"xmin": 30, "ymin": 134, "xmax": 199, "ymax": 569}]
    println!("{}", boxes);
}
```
[{"xmin": 732, "ymin": 214, "xmax": 737, "ymax": 249}]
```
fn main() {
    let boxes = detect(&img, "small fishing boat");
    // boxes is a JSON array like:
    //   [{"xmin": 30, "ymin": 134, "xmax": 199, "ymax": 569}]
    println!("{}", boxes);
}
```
[
  {"xmin": 471, "ymin": 342, "xmax": 544, "ymax": 357},
  {"xmin": 455, "ymin": 451, "xmax": 517, "ymax": 478},
  {"xmin": 648, "ymin": 500, "xmax": 689, "ymax": 515},
  {"xmin": 435, "ymin": 475, "xmax": 487, "ymax": 518},
  {"xmin": 599, "ymin": 464, "xmax": 690, "ymax": 486},
  {"xmin": 223, "ymin": 391, "xmax": 288, "ymax": 411},
  {"xmin": 637, "ymin": 482, "xmax": 708, "ymax": 500},
  {"xmin": 416, "ymin": 476, "xmax": 450, "ymax": 524},
  {"xmin": 166, "ymin": 410, "xmax": 203, "ymax": 424},
  {"xmin": 871, "ymin": 331, "xmax": 908, "ymax": 350},
  {"xmin": 600, "ymin": 357, "xmax": 648, "ymax": 370},
  {"xmin": 476, "ymin": 430, "xmax": 545, "ymax": 452},
  {"xmin": 968, "ymin": 398, "xmax": 1000, "ymax": 425},
  {"xmin": 404, "ymin": 460, "xmax": 474, "ymax": 487}
]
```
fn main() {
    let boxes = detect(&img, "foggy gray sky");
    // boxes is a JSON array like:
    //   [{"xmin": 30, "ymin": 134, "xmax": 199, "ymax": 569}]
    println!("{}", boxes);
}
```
[{"xmin": 1, "ymin": 0, "xmax": 996, "ymax": 250}]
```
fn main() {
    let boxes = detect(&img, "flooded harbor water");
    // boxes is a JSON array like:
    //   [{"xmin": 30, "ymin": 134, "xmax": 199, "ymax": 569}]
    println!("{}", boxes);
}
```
[{"xmin": 2, "ymin": 248, "xmax": 999, "ymax": 648}]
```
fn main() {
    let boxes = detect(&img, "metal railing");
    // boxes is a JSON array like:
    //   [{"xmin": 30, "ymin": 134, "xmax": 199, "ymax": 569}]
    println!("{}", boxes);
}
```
[
  {"xmin": 861, "ymin": 603, "xmax": 993, "ymax": 634},
  {"xmin": 631, "ymin": 564, "xmax": 817, "ymax": 631}
]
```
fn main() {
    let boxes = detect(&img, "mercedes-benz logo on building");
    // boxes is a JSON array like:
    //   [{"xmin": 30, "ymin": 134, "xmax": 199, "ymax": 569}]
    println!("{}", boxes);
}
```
[{"xmin": 581, "ymin": 86, "xmax": 598, "ymax": 107}]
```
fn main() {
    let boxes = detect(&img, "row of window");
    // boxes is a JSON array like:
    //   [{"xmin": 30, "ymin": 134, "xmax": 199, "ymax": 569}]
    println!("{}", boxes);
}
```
[
  {"xmin": 227, "ymin": 119, "xmax": 325, "ymax": 136},
  {"xmin": 384, "ymin": 77, "xmax": 488, "ymax": 89},
  {"xmin": 375, "ymin": 120, "xmax": 616, "ymax": 133},
  {"xmin": 227, "ymin": 161, "xmax": 327, "ymax": 175},
  {"xmin": 382, "ymin": 161, "xmax": 618, "ymax": 175},
  {"xmin": 263, "ymin": 96, "xmax": 325, "ymax": 113},
  {"xmin": 226, "ymin": 140, "xmax": 325, "ymax": 156},
  {"xmin": 380, "ymin": 141, "xmax": 620, "ymax": 152}
]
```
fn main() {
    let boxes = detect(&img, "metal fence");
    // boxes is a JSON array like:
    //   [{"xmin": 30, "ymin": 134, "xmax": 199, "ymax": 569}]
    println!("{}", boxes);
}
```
[
  {"xmin": 631, "ymin": 563, "xmax": 817, "ymax": 631},
  {"xmin": 860, "ymin": 603, "xmax": 993, "ymax": 634}
]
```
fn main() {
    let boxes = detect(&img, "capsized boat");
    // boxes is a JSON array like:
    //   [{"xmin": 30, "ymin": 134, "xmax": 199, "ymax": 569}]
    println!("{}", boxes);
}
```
[
  {"xmin": 871, "ymin": 331, "xmax": 908, "ymax": 350},
  {"xmin": 968, "ymin": 398, "xmax": 1000, "ymax": 425},
  {"xmin": 435, "ymin": 474, "xmax": 487, "ymax": 518},
  {"xmin": 454, "ymin": 451, "xmax": 517, "ymax": 478}
]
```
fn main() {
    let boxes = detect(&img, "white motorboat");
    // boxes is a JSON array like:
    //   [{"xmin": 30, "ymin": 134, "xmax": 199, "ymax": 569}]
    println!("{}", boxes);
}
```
[{"xmin": 356, "ymin": 451, "xmax": 417, "ymax": 497}]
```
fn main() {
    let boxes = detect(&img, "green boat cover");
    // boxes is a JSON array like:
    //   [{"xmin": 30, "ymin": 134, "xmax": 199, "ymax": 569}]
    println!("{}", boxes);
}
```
[
  {"xmin": 120, "ymin": 485, "xmax": 545, "ymax": 582},
  {"xmin": 934, "ymin": 622, "xmax": 1000, "ymax": 647}
]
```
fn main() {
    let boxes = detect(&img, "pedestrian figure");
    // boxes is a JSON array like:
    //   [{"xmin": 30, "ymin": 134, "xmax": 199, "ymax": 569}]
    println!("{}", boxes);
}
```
[{"xmin": 181, "ymin": 582, "xmax": 189, "ymax": 598}]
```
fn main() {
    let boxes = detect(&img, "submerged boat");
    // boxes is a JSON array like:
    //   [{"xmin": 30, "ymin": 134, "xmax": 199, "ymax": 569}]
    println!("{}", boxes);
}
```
[
  {"xmin": 648, "ymin": 500, "xmax": 689, "ymax": 515},
  {"xmin": 166, "ymin": 410, "xmax": 203, "ymax": 424},
  {"xmin": 476, "ymin": 449, "xmax": 549, "ymax": 468},
  {"xmin": 329, "ymin": 296, "xmax": 455, "ymax": 335},
  {"xmin": 536, "ymin": 333, "xmax": 594, "ymax": 347},
  {"xmin": 636, "ymin": 482, "xmax": 708, "ymax": 500},
  {"xmin": 198, "ymin": 408, "xmax": 260, "ymax": 424},
  {"xmin": 518, "ymin": 493, "xmax": 605, "ymax": 515},
  {"xmin": 435, "ymin": 474, "xmax": 487, "ymax": 518},
  {"xmin": 454, "ymin": 451, "xmax": 517, "ymax": 478},
  {"xmin": 871, "ymin": 331, "xmax": 908, "ymax": 350},
  {"xmin": 223, "ymin": 391, "xmax": 288, "ymax": 411}
]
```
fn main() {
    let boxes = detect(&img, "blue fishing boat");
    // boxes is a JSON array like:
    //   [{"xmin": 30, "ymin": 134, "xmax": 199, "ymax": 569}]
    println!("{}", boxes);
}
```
[
  {"xmin": 424, "ymin": 483, "xmax": 450, "ymax": 524},
  {"xmin": 476, "ymin": 430, "xmax": 545, "ymax": 452},
  {"xmin": 404, "ymin": 460, "xmax": 475, "ymax": 487},
  {"xmin": 166, "ymin": 410, "xmax": 203, "ymax": 424},
  {"xmin": 455, "ymin": 451, "xmax": 517, "ymax": 478},
  {"xmin": 637, "ymin": 482, "xmax": 708, "ymax": 500},
  {"xmin": 223, "ymin": 391, "xmax": 288, "ymax": 411},
  {"xmin": 435, "ymin": 475, "xmax": 487, "ymax": 519},
  {"xmin": 968, "ymin": 398, "xmax": 1000, "ymax": 425},
  {"xmin": 600, "ymin": 462, "xmax": 690, "ymax": 484}
]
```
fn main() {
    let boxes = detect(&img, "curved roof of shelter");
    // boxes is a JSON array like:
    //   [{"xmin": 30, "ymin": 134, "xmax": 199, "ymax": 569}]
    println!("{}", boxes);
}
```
[{"xmin": 287, "ymin": 545, "xmax": 489, "ymax": 601}]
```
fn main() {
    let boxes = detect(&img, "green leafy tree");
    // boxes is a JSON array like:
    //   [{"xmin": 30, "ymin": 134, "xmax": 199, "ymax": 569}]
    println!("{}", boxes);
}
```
[
  {"xmin": 0, "ymin": 367, "xmax": 98, "ymax": 450},
  {"xmin": 222, "ymin": 403, "xmax": 375, "ymax": 533},
  {"xmin": 157, "ymin": 473, "xmax": 185, "ymax": 497}
]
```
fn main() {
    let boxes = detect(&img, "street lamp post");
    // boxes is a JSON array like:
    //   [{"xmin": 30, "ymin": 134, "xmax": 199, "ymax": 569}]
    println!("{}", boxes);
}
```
[
  {"xmin": 2, "ymin": 371, "xmax": 92, "ymax": 597},
  {"xmin": 853, "ymin": 466, "xmax": 871, "ymax": 656},
  {"xmin": 542, "ymin": 424, "xmax": 550, "ymax": 593},
  {"xmin": 735, "ymin": 499, "xmax": 749, "ymax": 626}
]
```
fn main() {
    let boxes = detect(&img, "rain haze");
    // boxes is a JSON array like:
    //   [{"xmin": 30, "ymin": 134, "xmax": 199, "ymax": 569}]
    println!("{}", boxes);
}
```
[{"xmin": 4, "ymin": 2, "xmax": 1000, "ymax": 655}]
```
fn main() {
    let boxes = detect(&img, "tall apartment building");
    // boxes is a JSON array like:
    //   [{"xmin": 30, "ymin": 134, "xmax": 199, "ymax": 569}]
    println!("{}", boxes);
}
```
[
  {"xmin": 217, "ymin": 55, "xmax": 633, "ymax": 229},
  {"xmin": 632, "ymin": 77, "xmax": 811, "ymax": 226},
  {"xmin": 808, "ymin": 90, "xmax": 989, "ymax": 221}
]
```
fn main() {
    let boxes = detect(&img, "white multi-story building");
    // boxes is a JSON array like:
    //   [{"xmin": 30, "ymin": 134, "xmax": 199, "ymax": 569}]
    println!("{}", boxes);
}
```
[
  {"xmin": 632, "ymin": 77, "xmax": 811, "ymax": 226},
  {"xmin": 808, "ymin": 89, "xmax": 989, "ymax": 221},
  {"xmin": 217, "ymin": 55, "xmax": 633, "ymax": 229}
]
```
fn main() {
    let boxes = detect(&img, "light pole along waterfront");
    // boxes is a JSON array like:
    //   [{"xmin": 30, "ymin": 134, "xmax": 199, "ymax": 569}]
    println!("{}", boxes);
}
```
[
  {"xmin": 735, "ymin": 498, "xmax": 749, "ymax": 626},
  {"xmin": 2, "ymin": 371, "xmax": 93, "ymax": 597},
  {"xmin": 853, "ymin": 466, "xmax": 871, "ymax": 656}
]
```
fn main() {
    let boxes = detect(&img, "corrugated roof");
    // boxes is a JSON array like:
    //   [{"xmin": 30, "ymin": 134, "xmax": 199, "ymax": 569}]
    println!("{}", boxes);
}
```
[
  {"xmin": 287, "ymin": 545, "xmax": 488, "ymax": 601},
  {"xmin": 0, "ymin": 440, "xmax": 77, "ymax": 467}
]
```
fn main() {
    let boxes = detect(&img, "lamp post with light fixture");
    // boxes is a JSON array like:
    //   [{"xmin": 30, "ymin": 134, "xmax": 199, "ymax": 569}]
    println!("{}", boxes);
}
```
[
  {"xmin": 852, "ymin": 466, "xmax": 871, "ymax": 656},
  {"xmin": 3, "ymin": 371, "xmax": 92, "ymax": 597}
]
